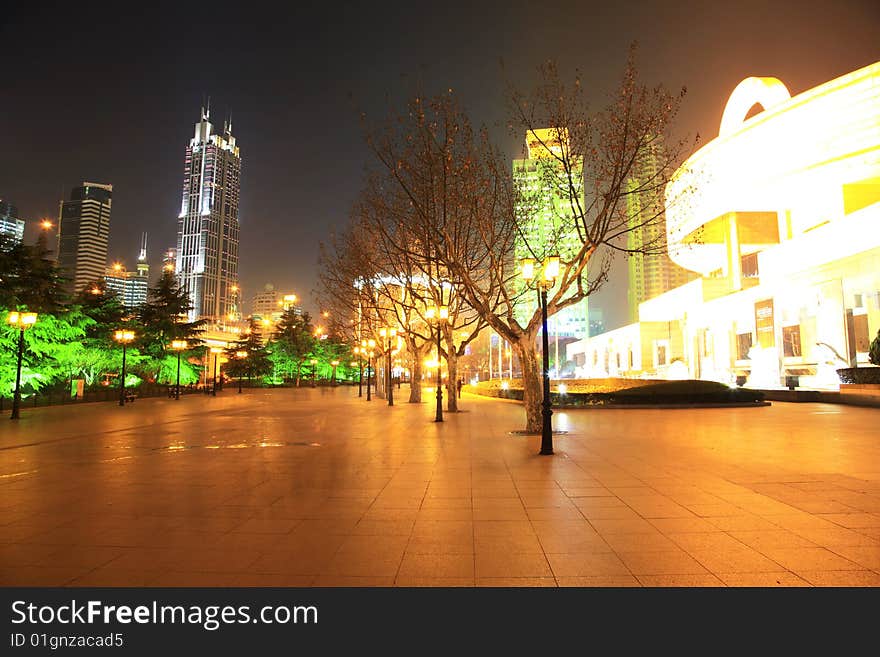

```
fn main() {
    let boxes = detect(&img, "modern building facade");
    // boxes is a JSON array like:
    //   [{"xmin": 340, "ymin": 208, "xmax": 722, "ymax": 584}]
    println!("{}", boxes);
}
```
[
  {"xmin": 175, "ymin": 106, "xmax": 241, "ymax": 323},
  {"xmin": 58, "ymin": 182, "xmax": 112, "ymax": 293},
  {"xmin": 0, "ymin": 199, "xmax": 25, "ymax": 250},
  {"xmin": 513, "ymin": 128, "xmax": 589, "ymax": 340},
  {"xmin": 567, "ymin": 62, "xmax": 880, "ymax": 389}
]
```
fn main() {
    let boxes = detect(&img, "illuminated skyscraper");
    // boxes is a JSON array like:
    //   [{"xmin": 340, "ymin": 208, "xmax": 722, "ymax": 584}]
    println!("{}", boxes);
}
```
[
  {"xmin": 58, "ymin": 182, "xmax": 112, "ymax": 293},
  {"xmin": 104, "ymin": 233, "xmax": 150, "ymax": 308},
  {"xmin": 513, "ymin": 128, "xmax": 589, "ymax": 341},
  {"xmin": 175, "ymin": 105, "xmax": 241, "ymax": 322}
]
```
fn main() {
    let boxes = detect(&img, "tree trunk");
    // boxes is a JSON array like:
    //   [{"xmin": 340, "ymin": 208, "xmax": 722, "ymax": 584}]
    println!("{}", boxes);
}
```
[
  {"xmin": 409, "ymin": 355, "xmax": 422, "ymax": 403},
  {"xmin": 516, "ymin": 335, "xmax": 542, "ymax": 433},
  {"xmin": 446, "ymin": 348, "xmax": 459, "ymax": 413}
]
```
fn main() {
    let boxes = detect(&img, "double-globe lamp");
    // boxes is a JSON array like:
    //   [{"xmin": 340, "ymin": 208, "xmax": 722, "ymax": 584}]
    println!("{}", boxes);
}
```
[
  {"xmin": 7, "ymin": 311, "xmax": 37, "ymax": 420},
  {"xmin": 520, "ymin": 255, "xmax": 560, "ymax": 455},
  {"xmin": 114, "ymin": 330, "xmax": 135, "ymax": 407},
  {"xmin": 171, "ymin": 340, "xmax": 188, "ymax": 400},
  {"xmin": 425, "ymin": 298, "xmax": 449, "ymax": 422}
]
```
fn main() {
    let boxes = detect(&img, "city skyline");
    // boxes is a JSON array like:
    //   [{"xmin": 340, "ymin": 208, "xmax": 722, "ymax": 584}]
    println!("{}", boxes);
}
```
[{"xmin": 2, "ymin": 0, "xmax": 878, "ymax": 324}]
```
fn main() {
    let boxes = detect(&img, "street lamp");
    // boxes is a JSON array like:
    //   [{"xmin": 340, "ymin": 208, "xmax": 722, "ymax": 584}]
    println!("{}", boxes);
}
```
[
  {"xmin": 310, "ymin": 358, "xmax": 318, "ymax": 387},
  {"xmin": 7, "ymin": 311, "xmax": 37, "ymax": 420},
  {"xmin": 330, "ymin": 360, "xmax": 339, "ymax": 386},
  {"xmin": 171, "ymin": 340, "xmax": 188, "ymax": 400},
  {"xmin": 379, "ymin": 328, "xmax": 397, "ymax": 406},
  {"xmin": 366, "ymin": 339, "xmax": 376, "ymax": 401},
  {"xmin": 521, "ymin": 255, "xmax": 560, "ymax": 455},
  {"xmin": 426, "ymin": 294, "xmax": 449, "ymax": 422},
  {"xmin": 114, "ymin": 329, "xmax": 135, "ymax": 407},
  {"xmin": 235, "ymin": 350, "xmax": 248, "ymax": 393},
  {"xmin": 210, "ymin": 347, "xmax": 223, "ymax": 396}
]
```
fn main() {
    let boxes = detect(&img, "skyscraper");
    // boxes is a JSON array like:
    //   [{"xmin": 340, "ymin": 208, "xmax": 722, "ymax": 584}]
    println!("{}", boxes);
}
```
[
  {"xmin": 175, "ymin": 105, "xmax": 241, "ymax": 322},
  {"xmin": 513, "ymin": 128, "xmax": 589, "ymax": 341},
  {"xmin": 0, "ymin": 199, "xmax": 25, "ymax": 250},
  {"xmin": 58, "ymin": 182, "xmax": 112, "ymax": 293},
  {"xmin": 625, "ymin": 147, "xmax": 694, "ymax": 323}
]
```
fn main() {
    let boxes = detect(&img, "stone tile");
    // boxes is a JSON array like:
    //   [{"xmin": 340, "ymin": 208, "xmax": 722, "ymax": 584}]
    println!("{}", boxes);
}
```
[
  {"xmin": 706, "ymin": 515, "xmax": 782, "ymax": 532},
  {"xmin": 475, "ymin": 534, "xmax": 543, "ymax": 553},
  {"xmin": 312, "ymin": 576, "xmax": 395, "ymax": 587},
  {"xmin": 716, "ymin": 572, "xmax": 811, "ymax": 587},
  {"xmin": 395, "ymin": 577, "xmax": 475, "ymax": 587},
  {"xmin": 398, "ymin": 553, "xmax": 475, "ymax": 579},
  {"xmin": 616, "ymin": 550, "xmax": 710, "ymax": 576},
  {"xmin": 823, "ymin": 545, "xmax": 880, "ymax": 571},
  {"xmin": 797, "ymin": 570, "xmax": 880, "ymax": 586},
  {"xmin": 474, "ymin": 551, "xmax": 552, "ymax": 578},
  {"xmin": 556, "ymin": 576, "xmax": 640, "ymax": 587},
  {"xmin": 602, "ymin": 532, "xmax": 680, "ymax": 553},
  {"xmin": 728, "ymin": 530, "xmax": 817, "ymax": 550},
  {"xmin": 637, "ymin": 574, "xmax": 724, "ymax": 587},
  {"xmin": 477, "ymin": 577, "xmax": 558, "ymax": 587},
  {"xmin": 589, "ymin": 517, "xmax": 659, "ymax": 534},
  {"xmin": 816, "ymin": 513, "xmax": 880, "ymax": 529},
  {"xmin": 546, "ymin": 552, "xmax": 631, "ymax": 577},
  {"xmin": 648, "ymin": 517, "xmax": 718, "ymax": 534},
  {"xmin": 759, "ymin": 547, "xmax": 864, "ymax": 572},
  {"xmin": 688, "ymin": 547, "xmax": 786, "ymax": 574}
]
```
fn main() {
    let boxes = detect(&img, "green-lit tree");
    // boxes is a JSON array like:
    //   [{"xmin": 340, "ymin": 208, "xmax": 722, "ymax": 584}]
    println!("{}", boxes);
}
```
[
  {"xmin": 225, "ymin": 318, "xmax": 272, "ymax": 384},
  {"xmin": 137, "ymin": 270, "xmax": 205, "ymax": 361},
  {"xmin": 268, "ymin": 309, "xmax": 316, "ymax": 386}
]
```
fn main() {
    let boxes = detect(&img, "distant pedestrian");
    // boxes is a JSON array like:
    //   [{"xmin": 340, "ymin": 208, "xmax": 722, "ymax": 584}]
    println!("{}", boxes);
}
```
[{"xmin": 457, "ymin": 379, "xmax": 463, "ymax": 398}]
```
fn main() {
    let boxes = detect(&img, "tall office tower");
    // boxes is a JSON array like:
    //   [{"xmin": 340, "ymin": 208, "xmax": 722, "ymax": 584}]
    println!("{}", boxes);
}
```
[
  {"xmin": 625, "ymin": 146, "xmax": 695, "ymax": 323},
  {"xmin": 162, "ymin": 247, "xmax": 177, "ymax": 272},
  {"xmin": 58, "ymin": 182, "xmax": 113, "ymax": 293},
  {"xmin": 175, "ymin": 105, "xmax": 241, "ymax": 322},
  {"xmin": 513, "ymin": 128, "xmax": 589, "ymax": 341},
  {"xmin": 0, "ymin": 199, "xmax": 25, "ymax": 250}
]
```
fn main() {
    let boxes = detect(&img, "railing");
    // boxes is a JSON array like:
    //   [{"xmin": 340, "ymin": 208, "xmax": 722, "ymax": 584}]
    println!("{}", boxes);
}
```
[{"xmin": 0, "ymin": 383, "xmax": 200, "ymax": 412}]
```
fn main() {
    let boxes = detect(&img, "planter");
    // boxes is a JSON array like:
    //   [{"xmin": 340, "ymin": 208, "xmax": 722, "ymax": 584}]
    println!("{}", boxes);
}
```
[{"xmin": 836, "ymin": 367, "xmax": 880, "ymax": 384}]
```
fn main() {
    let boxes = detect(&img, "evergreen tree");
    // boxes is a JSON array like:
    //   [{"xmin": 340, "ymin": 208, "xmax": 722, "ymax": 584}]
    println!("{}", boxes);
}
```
[
  {"xmin": 74, "ymin": 280, "xmax": 128, "ymax": 343},
  {"xmin": 268, "ymin": 309, "xmax": 315, "ymax": 385},
  {"xmin": 0, "ymin": 240, "xmax": 69, "ymax": 312},
  {"xmin": 225, "ymin": 317, "xmax": 271, "ymax": 381},
  {"xmin": 137, "ymin": 269, "xmax": 205, "ymax": 360}
]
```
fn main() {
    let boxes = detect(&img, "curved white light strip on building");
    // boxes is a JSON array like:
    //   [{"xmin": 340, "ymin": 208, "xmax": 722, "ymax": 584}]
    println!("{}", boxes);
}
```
[
  {"xmin": 666, "ymin": 61, "xmax": 880, "ymax": 274},
  {"xmin": 718, "ymin": 76, "xmax": 790, "ymax": 137}
]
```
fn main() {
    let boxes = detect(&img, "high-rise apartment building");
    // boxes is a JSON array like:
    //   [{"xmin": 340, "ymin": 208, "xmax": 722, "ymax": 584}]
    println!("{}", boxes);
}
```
[
  {"xmin": 513, "ymin": 128, "xmax": 589, "ymax": 341},
  {"xmin": 251, "ymin": 283, "xmax": 299, "ymax": 325},
  {"xmin": 58, "ymin": 182, "xmax": 112, "ymax": 293},
  {"xmin": 625, "ymin": 147, "xmax": 695, "ymax": 323},
  {"xmin": 0, "ymin": 199, "xmax": 25, "ymax": 250},
  {"xmin": 175, "ymin": 106, "xmax": 241, "ymax": 322}
]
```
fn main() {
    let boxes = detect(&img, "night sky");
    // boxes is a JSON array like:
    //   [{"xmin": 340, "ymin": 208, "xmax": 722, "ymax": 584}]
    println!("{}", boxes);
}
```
[{"xmin": 2, "ymin": 0, "xmax": 877, "ymax": 327}]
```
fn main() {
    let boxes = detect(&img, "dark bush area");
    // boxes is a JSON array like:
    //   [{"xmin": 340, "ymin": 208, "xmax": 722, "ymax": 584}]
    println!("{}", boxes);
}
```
[
  {"xmin": 477, "ymin": 379, "xmax": 765, "ymax": 406},
  {"xmin": 837, "ymin": 367, "xmax": 880, "ymax": 384}
]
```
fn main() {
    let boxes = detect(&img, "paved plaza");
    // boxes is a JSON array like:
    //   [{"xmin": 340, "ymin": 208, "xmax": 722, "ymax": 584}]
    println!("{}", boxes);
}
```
[{"xmin": 1, "ymin": 387, "xmax": 879, "ymax": 587}]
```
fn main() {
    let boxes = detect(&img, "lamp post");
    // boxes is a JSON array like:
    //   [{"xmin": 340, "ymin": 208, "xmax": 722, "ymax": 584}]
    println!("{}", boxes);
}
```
[
  {"xmin": 366, "ymin": 339, "xmax": 376, "ymax": 401},
  {"xmin": 521, "ymin": 255, "xmax": 560, "ymax": 455},
  {"xmin": 426, "ymin": 296, "xmax": 448, "ymax": 422},
  {"xmin": 330, "ymin": 360, "xmax": 339, "ymax": 386},
  {"xmin": 310, "ymin": 358, "xmax": 318, "ymax": 387},
  {"xmin": 354, "ymin": 346, "xmax": 363, "ymax": 397},
  {"xmin": 7, "ymin": 311, "xmax": 37, "ymax": 420},
  {"xmin": 171, "ymin": 340, "xmax": 188, "ymax": 400},
  {"xmin": 235, "ymin": 350, "xmax": 248, "ymax": 393},
  {"xmin": 379, "ymin": 328, "xmax": 396, "ymax": 406},
  {"xmin": 114, "ymin": 329, "xmax": 135, "ymax": 407},
  {"xmin": 210, "ymin": 347, "xmax": 222, "ymax": 396}
]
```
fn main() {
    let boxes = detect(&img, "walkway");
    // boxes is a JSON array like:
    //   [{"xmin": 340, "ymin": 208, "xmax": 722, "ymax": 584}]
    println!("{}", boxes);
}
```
[{"xmin": 1, "ymin": 387, "xmax": 878, "ymax": 586}]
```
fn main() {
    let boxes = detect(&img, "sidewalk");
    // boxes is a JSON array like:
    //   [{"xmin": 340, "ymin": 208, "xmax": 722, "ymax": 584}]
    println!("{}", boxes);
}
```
[{"xmin": 1, "ymin": 387, "xmax": 878, "ymax": 586}]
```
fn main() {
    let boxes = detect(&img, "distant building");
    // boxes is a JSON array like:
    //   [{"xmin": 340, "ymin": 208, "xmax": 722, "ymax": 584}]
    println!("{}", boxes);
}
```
[
  {"xmin": 625, "ymin": 145, "xmax": 695, "ymax": 324},
  {"xmin": 0, "ymin": 199, "xmax": 25, "ymax": 250},
  {"xmin": 104, "ymin": 233, "xmax": 149, "ymax": 308},
  {"xmin": 250, "ymin": 283, "xmax": 299, "ymax": 325},
  {"xmin": 175, "ymin": 105, "xmax": 241, "ymax": 323},
  {"xmin": 58, "ymin": 182, "xmax": 112, "ymax": 293},
  {"xmin": 513, "ymin": 128, "xmax": 589, "ymax": 339}
]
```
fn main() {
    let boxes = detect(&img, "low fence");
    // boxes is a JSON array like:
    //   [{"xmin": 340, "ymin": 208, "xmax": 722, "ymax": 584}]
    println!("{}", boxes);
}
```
[{"xmin": 0, "ymin": 383, "xmax": 200, "ymax": 412}]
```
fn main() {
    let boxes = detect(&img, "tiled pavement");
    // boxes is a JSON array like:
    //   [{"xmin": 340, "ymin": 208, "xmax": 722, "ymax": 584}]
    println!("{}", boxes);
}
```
[{"xmin": 1, "ymin": 387, "xmax": 879, "ymax": 587}]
